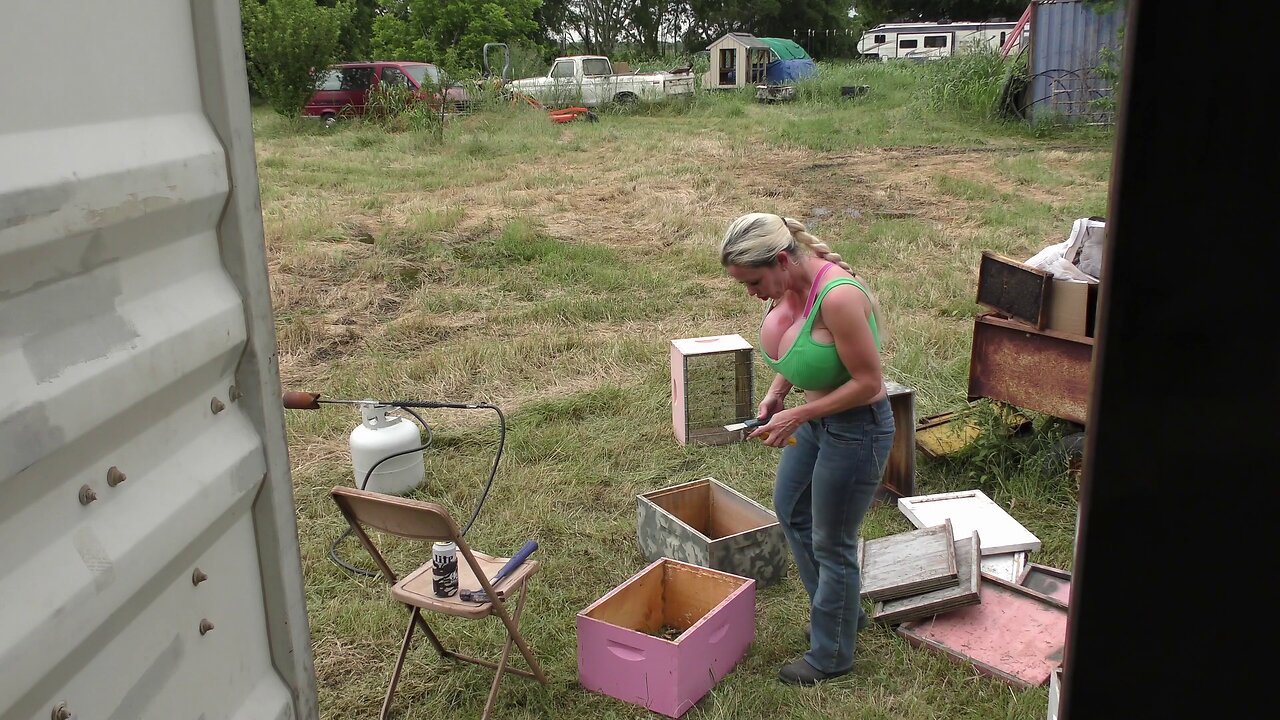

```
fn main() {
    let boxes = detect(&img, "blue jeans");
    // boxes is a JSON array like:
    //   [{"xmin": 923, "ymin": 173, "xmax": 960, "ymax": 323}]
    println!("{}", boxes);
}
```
[{"xmin": 773, "ymin": 397, "xmax": 896, "ymax": 674}]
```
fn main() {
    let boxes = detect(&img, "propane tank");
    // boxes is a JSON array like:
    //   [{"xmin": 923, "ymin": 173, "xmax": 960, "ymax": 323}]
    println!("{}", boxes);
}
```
[{"xmin": 349, "ymin": 404, "xmax": 425, "ymax": 495}]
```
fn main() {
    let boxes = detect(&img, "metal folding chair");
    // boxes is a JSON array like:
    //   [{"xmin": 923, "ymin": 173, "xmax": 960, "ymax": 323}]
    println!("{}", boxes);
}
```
[{"xmin": 330, "ymin": 487, "xmax": 547, "ymax": 719}]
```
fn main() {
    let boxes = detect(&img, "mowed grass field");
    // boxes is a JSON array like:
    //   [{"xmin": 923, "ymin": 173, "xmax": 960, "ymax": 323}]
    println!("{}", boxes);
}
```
[{"xmin": 256, "ymin": 61, "xmax": 1113, "ymax": 719}]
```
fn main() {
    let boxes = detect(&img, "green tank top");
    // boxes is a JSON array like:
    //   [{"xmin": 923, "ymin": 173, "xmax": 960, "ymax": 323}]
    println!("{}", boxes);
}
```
[{"xmin": 759, "ymin": 277, "xmax": 882, "ymax": 391}]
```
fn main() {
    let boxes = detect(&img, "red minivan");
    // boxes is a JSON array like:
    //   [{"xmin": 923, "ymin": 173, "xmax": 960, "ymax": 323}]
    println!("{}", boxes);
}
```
[{"xmin": 304, "ymin": 61, "xmax": 471, "ymax": 125}]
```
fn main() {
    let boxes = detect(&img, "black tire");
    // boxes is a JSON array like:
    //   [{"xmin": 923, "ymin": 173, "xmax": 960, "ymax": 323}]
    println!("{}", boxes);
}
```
[
  {"xmin": 613, "ymin": 92, "xmax": 638, "ymax": 105},
  {"xmin": 321, "ymin": 112, "xmax": 337, "ymax": 128}
]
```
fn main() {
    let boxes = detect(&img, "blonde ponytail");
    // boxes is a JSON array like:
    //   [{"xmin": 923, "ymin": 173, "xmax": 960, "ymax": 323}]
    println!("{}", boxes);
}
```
[
  {"xmin": 782, "ymin": 217, "xmax": 889, "ymax": 344},
  {"xmin": 781, "ymin": 217, "xmax": 855, "ymax": 275}
]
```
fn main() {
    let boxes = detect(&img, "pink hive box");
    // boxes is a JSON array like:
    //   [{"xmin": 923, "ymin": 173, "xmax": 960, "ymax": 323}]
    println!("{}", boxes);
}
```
[{"xmin": 576, "ymin": 558, "xmax": 756, "ymax": 718}]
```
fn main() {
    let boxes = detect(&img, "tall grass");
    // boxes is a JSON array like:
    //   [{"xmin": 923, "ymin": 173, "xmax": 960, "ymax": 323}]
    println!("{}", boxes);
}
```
[
  {"xmin": 792, "ymin": 60, "xmax": 923, "ymax": 106},
  {"xmin": 920, "ymin": 50, "xmax": 1018, "ymax": 120},
  {"xmin": 783, "ymin": 53, "xmax": 1023, "ymax": 124},
  {"xmin": 362, "ymin": 83, "xmax": 445, "ymax": 135}
]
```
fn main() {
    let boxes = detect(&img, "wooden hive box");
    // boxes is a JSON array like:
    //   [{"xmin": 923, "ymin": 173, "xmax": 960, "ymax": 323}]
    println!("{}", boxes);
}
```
[
  {"xmin": 637, "ymin": 477, "xmax": 789, "ymax": 587},
  {"xmin": 670, "ymin": 335, "xmax": 755, "ymax": 445},
  {"xmin": 577, "ymin": 558, "xmax": 756, "ymax": 718},
  {"xmin": 877, "ymin": 379, "xmax": 917, "ymax": 504}
]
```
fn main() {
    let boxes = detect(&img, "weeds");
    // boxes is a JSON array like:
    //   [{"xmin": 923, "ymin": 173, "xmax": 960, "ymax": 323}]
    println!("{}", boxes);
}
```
[
  {"xmin": 943, "ymin": 401, "xmax": 1079, "ymax": 503},
  {"xmin": 922, "ymin": 49, "xmax": 1015, "ymax": 120},
  {"xmin": 362, "ymin": 83, "xmax": 445, "ymax": 136}
]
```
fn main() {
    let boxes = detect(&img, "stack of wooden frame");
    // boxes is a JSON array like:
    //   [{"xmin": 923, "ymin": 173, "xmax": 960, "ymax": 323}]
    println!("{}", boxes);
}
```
[
  {"xmin": 873, "ymin": 530, "xmax": 982, "ymax": 625},
  {"xmin": 968, "ymin": 250, "xmax": 1096, "ymax": 424},
  {"xmin": 859, "ymin": 519, "xmax": 982, "ymax": 625},
  {"xmin": 858, "ymin": 487, "xmax": 1077, "ymax": 690}
]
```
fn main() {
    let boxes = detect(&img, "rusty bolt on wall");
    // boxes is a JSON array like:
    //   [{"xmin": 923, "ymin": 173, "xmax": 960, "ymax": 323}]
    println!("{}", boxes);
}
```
[
  {"xmin": 229, "ymin": 384, "xmax": 243, "ymax": 402},
  {"xmin": 210, "ymin": 397, "xmax": 225, "ymax": 414},
  {"xmin": 199, "ymin": 619, "xmax": 215, "ymax": 635},
  {"xmin": 51, "ymin": 702, "xmax": 72, "ymax": 720},
  {"xmin": 192, "ymin": 568, "xmax": 208, "ymax": 586},
  {"xmin": 107, "ymin": 467, "xmax": 126, "ymax": 487},
  {"xmin": 78, "ymin": 485, "xmax": 97, "ymax": 505}
]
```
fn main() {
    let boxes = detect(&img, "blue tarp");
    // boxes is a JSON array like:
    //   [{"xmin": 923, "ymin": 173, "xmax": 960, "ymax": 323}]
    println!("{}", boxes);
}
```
[{"xmin": 766, "ymin": 58, "xmax": 816, "ymax": 84}]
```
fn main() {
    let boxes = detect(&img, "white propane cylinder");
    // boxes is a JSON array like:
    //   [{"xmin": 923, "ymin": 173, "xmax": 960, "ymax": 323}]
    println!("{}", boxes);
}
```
[{"xmin": 349, "ymin": 404, "xmax": 425, "ymax": 496}]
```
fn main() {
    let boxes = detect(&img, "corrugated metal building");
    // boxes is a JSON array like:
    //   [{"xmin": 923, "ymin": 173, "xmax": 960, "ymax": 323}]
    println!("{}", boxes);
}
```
[
  {"xmin": 1027, "ymin": 0, "xmax": 1128, "ymax": 123},
  {"xmin": 1, "ymin": 2, "xmax": 319, "ymax": 719}
]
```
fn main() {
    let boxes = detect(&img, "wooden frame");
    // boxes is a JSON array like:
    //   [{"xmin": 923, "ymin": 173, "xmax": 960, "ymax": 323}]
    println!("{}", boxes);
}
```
[
  {"xmin": 576, "ymin": 558, "xmax": 756, "ymax": 718},
  {"xmin": 636, "ymin": 477, "xmax": 788, "ymax": 586},
  {"xmin": 976, "ymin": 250, "xmax": 1053, "ymax": 328},
  {"xmin": 914, "ymin": 403, "xmax": 1030, "ymax": 459},
  {"xmin": 670, "ymin": 335, "xmax": 755, "ymax": 446},
  {"xmin": 873, "ymin": 531, "xmax": 981, "ymax": 625},
  {"xmin": 876, "ymin": 380, "xmax": 917, "ymax": 504},
  {"xmin": 898, "ymin": 489, "xmax": 1041, "ymax": 555},
  {"xmin": 858, "ymin": 519, "xmax": 958, "ymax": 601},
  {"xmin": 980, "ymin": 551, "xmax": 1028, "ymax": 583},
  {"xmin": 967, "ymin": 312, "xmax": 1094, "ymax": 425},
  {"xmin": 1017, "ymin": 562, "xmax": 1072, "ymax": 605},
  {"xmin": 580, "ymin": 558, "xmax": 746, "ymax": 634}
]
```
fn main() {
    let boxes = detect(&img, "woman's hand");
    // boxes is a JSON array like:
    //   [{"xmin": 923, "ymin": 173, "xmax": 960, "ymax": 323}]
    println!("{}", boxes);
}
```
[
  {"xmin": 757, "ymin": 393, "xmax": 786, "ymax": 423},
  {"xmin": 749, "ymin": 406, "xmax": 805, "ymax": 448}
]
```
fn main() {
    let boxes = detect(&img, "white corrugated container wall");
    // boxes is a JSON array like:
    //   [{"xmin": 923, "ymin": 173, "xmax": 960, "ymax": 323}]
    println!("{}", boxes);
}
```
[{"xmin": 0, "ymin": 2, "xmax": 319, "ymax": 720}]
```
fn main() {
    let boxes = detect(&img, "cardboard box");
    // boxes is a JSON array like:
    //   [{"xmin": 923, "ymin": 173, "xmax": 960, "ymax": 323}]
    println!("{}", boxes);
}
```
[
  {"xmin": 637, "ymin": 477, "xmax": 788, "ymax": 586},
  {"xmin": 577, "ymin": 558, "xmax": 756, "ymax": 718},
  {"xmin": 1046, "ymin": 278, "xmax": 1099, "ymax": 337}
]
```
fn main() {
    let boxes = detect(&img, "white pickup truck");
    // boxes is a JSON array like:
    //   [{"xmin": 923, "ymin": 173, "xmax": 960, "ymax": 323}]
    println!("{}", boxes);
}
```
[{"xmin": 507, "ymin": 55, "xmax": 694, "ymax": 107}]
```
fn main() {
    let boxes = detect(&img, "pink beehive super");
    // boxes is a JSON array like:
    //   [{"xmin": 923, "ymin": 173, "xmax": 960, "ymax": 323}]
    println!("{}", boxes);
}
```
[{"xmin": 576, "ymin": 558, "xmax": 756, "ymax": 718}]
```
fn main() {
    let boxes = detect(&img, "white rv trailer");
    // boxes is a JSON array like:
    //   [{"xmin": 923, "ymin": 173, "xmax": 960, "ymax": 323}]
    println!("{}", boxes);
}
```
[{"xmin": 857, "ymin": 21, "xmax": 1024, "ymax": 61}]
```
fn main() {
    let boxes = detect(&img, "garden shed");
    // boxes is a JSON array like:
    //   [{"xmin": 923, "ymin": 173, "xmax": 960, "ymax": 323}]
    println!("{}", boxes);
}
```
[{"xmin": 703, "ymin": 33, "xmax": 817, "ymax": 90}]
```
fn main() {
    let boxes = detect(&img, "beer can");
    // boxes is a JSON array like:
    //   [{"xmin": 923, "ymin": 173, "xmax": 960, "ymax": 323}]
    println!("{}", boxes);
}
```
[{"xmin": 432, "ymin": 541, "xmax": 458, "ymax": 597}]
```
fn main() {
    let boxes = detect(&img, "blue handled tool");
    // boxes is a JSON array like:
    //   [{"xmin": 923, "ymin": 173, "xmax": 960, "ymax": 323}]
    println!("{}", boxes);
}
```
[{"xmin": 460, "ymin": 540, "xmax": 538, "ymax": 603}]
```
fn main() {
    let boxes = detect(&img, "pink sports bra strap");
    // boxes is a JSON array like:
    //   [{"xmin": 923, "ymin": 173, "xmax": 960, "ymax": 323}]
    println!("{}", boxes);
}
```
[{"xmin": 802, "ymin": 262, "xmax": 835, "ymax": 318}]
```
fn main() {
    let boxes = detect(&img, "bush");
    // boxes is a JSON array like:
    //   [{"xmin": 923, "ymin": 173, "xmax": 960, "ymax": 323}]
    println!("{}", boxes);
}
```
[
  {"xmin": 920, "ymin": 49, "xmax": 1013, "ymax": 120},
  {"xmin": 241, "ymin": 0, "xmax": 353, "ymax": 116}
]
